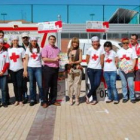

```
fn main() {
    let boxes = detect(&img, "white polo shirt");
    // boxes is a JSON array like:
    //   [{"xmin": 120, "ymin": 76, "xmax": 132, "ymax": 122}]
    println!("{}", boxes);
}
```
[
  {"xmin": 8, "ymin": 47, "xmax": 25, "ymax": 72},
  {"xmin": 25, "ymin": 47, "xmax": 42, "ymax": 67},
  {"xmin": 86, "ymin": 46, "xmax": 105, "ymax": 69},
  {"xmin": 0, "ymin": 50, "xmax": 9, "ymax": 75},
  {"xmin": 104, "ymin": 50, "xmax": 117, "ymax": 71},
  {"xmin": 117, "ymin": 48, "xmax": 137, "ymax": 67}
]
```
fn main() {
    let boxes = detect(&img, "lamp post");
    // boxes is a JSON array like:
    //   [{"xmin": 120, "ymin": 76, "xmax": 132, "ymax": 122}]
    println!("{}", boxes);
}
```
[
  {"xmin": 90, "ymin": 13, "xmax": 95, "ymax": 21},
  {"xmin": 1, "ymin": 13, "xmax": 7, "ymax": 23},
  {"xmin": 57, "ymin": 14, "xmax": 61, "ymax": 21}
]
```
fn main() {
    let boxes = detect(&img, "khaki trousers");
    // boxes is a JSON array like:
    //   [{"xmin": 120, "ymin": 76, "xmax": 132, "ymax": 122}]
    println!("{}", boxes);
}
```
[{"xmin": 67, "ymin": 69, "xmax": 82, "ymax": 99}]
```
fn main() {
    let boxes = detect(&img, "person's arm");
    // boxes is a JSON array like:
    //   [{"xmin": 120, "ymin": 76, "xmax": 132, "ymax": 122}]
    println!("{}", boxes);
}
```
[
  {"xmin": 42, "ymin": 57, "xmax": 59, "ymax": 62},
  {"xmin": 86, "ymin": 55, "xmax": 90, "ymax": 64},
  {"xmin": 23, "ymin": 54, "xmax": 29, "ymax": 77},
  {"xmin": 100, "ymin": 54, "xmax": 104, "ymax": 68},
  {"xmin": 115, "ymin": 57, "xmax": 119, "ymax": 68}
]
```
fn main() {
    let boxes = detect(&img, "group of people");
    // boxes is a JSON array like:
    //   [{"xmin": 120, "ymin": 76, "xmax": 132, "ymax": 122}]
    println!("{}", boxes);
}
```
[
  {"xmin": 0, "ymin": 30, "xmax": 140, "ymax": 108},
  {"xmin": 67, "ymin": 34, "xmax": 140, "ymax": 105},
  {"xmin": 0, "ymin": 30, "xmax": 61, "ymax": 108}
]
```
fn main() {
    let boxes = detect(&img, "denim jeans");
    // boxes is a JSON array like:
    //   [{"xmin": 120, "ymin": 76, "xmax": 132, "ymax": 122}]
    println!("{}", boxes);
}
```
[
  {"xmin": 43, "ymin": 65, "xmax": 59, "ymax": 104},
  {"xmin": 119, "ymin": 70, "xmax": 135, "ymax": 100},
  {"xmin": 87, "ymin": 68, "xmax": 102, "ymax": 101},
  {"xmin": 0, "ymin": 75, "xmax": 7, "ymax": 103},
  {"xmin": 28, "ymin": 67, "xmax": 44, "ymax": 102},
  {"xmin": 10, "ymin": 69, "xmax": 23, "ymax": 102},
  {"xmin": 103, "ymin": 71, "xmax": 119, "ymax": 101}
]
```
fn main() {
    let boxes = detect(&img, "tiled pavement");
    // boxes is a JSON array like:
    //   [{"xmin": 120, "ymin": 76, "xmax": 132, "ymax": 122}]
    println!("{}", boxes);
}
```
[{"xmin": 0, "ymin": 83, "xmax": 140, "ymax": 140}]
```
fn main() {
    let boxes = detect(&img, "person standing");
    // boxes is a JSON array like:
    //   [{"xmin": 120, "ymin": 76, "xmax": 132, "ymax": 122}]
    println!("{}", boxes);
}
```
[
  {"xmin": 67, "ymin": 37, "xmax": 82, "ymax": 105},
  {"xmin": 23, "ymin": 37, "xmax": 47, "ymax": 108},
  {"xmin": 21, "ymin": 32, "xmax": 30, "ymax": 104},
  {"xmin": 117, "ymin": 38, "xmax": 137, "ymax": 103},
  {"xmin": 86, "ymin": 36, "xmax": 104, "ymax": 105},
  {"xmin": 0, "ymin": 39, "xmax": 9, "ymax": 107},
  {"xmin": 129, "ymin": 34, "xmax": 140, "ymax": 99},
  {"xmin": 8, "ymin": 35, "xmax": 25, "ymax": 106},
  {"xmin": 103, "ymin": 41, "xmax": 119, "ymax": 104},
  {"xmin": 42, "ymin": 35, "xmax": 61, "ymax": 106}
]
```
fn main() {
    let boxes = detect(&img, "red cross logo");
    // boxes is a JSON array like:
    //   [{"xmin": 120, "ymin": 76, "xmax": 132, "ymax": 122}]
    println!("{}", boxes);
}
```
[
  {"xmin": 10, "ymin": 53, "xmax": 19, "ymax": 62},
  {"xmin": 3, "ymin": 55, "xmax": 5, "ymax": 58},
  {"xmin": 105, "ymin": 58, "xmax": 112, "ymax": 63},
  {"xmin": 31, "ymin": 53, "xmax": 38, "ymax": 59},
  {"xmin": 92, "ymin": 54, "xmax": 98, "ymax": 61},
  {"xmin": 120, "ymin": 55, "xmax": 130, "ymax": 60}
]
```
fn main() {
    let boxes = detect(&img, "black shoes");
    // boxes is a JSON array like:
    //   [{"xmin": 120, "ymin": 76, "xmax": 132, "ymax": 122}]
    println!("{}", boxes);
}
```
[
  {"xmin": 122, "ymin": 99, "xmax": 129, "ymax": 103},
  {"xmin": 130, "ymin": 99, "xmax": 136, "ymax": 103},
  {"xmin": 2, "ymin": 103, "xmax": 8, "ymax": 108}
]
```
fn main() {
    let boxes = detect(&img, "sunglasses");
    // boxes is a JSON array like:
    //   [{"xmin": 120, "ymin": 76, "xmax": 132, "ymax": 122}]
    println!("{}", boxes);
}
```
[
  {"xmin": 122, "ymin": 42, "xmax": 129, "ymax": 44},
  {"xmin": 22, "ymin": 37, "xmax": 29, "ymax": 39}
]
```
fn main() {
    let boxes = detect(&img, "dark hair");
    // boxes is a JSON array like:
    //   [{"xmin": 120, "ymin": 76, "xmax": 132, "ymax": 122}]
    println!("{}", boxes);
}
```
[
  {"xmin": 104, "ymin": 41, "xmax": 112, "ymax": 49},
  {"xmin": 48, "ymin": 35, "xmax": 56, "ymax": 40},
  {"xmin": 29, "ymin": 42, "xmax": 40, "ymax": 53},
  {"xmin": 131, "ymin": 34, "xmax": 138, "ymax": 40},
  {"xmin": 0, "ymin": 30, "xmax": 4, "ymax": 36}
]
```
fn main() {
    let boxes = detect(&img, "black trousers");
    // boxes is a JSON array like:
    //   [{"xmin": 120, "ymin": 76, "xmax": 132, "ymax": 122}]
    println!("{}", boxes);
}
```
[
  {"xmin": 9, "ymin": 69, "xmax": 23, "ymax": 102},
  {"xmin": 43, "ymin": 65, "xmax": 59, "ymax": 104}
]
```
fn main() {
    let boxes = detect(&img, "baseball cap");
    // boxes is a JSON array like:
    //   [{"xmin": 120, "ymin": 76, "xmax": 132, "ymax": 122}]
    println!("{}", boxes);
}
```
[
  {"xmin": 91, "ymin": 36, "xmax": 100, "ymax": 42},
  {"xmin": 21, "ymin": 32, "xmax": 29, "ymax": 38}
]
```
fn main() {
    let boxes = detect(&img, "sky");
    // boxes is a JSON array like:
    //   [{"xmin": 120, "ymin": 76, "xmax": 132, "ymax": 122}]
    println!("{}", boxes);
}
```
[{"xmin": 0, "ymin": 0, "xmax": 140, "ymax": 23}]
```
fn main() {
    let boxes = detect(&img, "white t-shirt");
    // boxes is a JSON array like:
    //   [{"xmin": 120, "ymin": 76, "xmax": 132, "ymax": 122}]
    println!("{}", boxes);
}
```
[
  {"xmin": 86, "ymin": 46, "xmax": 105, "ymax": 69},
  {"xmin": 117, "ymin": 48, "xmax": 137, "ymax": 67},
  {"xmin": 104, "ymin": 50, "xmax": 117, "ymax": 71},
  {"xmin": 8, "ymin": 47, "xmax": 25, "ymax": 72},
  {"xmin": 0, "ymin": 50, "xmax": 9, "ymax": 75},
  {"xmin": 25, "ymin": 47, "xmax": 42, "ymax": 67}
]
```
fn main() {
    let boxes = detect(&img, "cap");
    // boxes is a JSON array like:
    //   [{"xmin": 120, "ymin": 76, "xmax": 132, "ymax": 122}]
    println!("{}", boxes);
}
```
[
  {"xmin": 30, "ymin": 37, "xmax": 38, "ymax": 41},
  {"xmin": 91, "ymin": 36, "xmax": 100, "ymax": 42},
  {"xmin": 10, "ymin": 35, "xmax": 19, "ymax": 41},
  {"xmin": 21, "ymin": 32, "xmax": 29, "ymax": 38},
  {"xmin": 121, "ymin": 38, "xmax": 129, "ymax": 42}
]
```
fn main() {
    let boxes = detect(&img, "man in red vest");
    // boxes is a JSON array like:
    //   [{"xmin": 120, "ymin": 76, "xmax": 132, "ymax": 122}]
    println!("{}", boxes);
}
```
[{"xmin": 129, "ymin": 34, "xmax": 140, "ymax": 100}]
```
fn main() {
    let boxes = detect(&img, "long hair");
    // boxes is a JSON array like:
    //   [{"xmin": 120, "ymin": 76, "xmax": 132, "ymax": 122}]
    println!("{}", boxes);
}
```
[
  {"xmin": 29, "ymin": 42, "xmax": 40, "ymax": 53},
  {"xmin": 69, "ymin": 37, "xmax": 79, "ymax": 51}
]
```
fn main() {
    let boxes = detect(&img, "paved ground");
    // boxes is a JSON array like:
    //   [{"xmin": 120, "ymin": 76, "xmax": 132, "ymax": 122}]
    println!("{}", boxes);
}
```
[{"xmin": 0, "ymin": 82, "xmax": 140, "ymax": 140}]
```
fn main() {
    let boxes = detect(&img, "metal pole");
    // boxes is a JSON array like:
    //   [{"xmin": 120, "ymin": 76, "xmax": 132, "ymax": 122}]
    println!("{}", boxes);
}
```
[
  {"xmin": 103, "ymin": 5, "xmax": 104, "ymax": 21},
  {"xmin": 67, "ymin": 5, "xmax": 69, "ymax": 23},
  {"xmin": 31, "ymin": 4, "xmax": 33, "ymax": 23}
]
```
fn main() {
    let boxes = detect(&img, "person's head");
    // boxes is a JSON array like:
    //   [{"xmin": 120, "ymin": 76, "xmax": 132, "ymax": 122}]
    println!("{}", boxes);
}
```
[
  {"xmin": 130, "ymin": 34, "xmax": 138, "ymax": 45},
  {"xmin": 70, "ymin": 37, "xmax": 79, "ymax": 51},
  {"xmin": 0, "ymin": 30, "xmax": 4, "ymax": 39},
  {"xmin": 10, "ymin": 35, "xmax": 19, "ymax": 47},
  {"xmin": 104, "ymin": 41, "xmax": 112, "ymax": 52},
  {"xmin": 29, "ymin": 37, "xmax": 40, "ymax": 53},
  {"xmin": 48, "ymin": 35, "xmax": 56, "ymax": 46},
  {"xmin": 21, "ymin": 32, "xmax": 30, "ymax": 45},
  {"xmin": 91, "ymin": 36, "xmax": 100, "ymax": 49},
  {"xmin": 121, "ymin": 38, "xmax": 129, "ymax": 49},
  {"xmin": 0, "ymin": 38, "xmax": 4, "ymax": 49}
]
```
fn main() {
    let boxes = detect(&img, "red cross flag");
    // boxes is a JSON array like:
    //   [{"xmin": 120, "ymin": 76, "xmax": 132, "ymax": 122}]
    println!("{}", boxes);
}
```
[
  {"xmin": 38, "ymin": 21, "xmax": 62, "ymax": 33},
  {"xmin": 86, "ymin": 21, "xmax": 109, "ymax": 32}
]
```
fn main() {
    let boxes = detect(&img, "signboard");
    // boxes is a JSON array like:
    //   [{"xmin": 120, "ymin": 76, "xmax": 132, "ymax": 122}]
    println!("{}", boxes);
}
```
[
  {"xmin": 38, "ymin": 21, "xmax": 62, "ymax": 33},
  {"xmin": 86, "ymin": 21, "xmax": 109, "ymax": 32}
]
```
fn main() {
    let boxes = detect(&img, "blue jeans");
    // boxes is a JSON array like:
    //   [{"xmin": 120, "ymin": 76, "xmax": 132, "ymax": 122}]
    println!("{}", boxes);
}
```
[
  {"xmin": 103, "ymin": 71, "xmax": 119, "ymax": 101},
  {"xmin": 87, "ymin": 68, "xmax": 102, "ymax": 101},
  {"xmin": 0, "ymin": 75, "xmax": 7, "ymax": 103},
  {"xmin": 119, "ymin": 70, "xmax": 135, "ymax": 100},
  {"xmin": 28, "ymin": 67, "xmax": 44, "ymax": 102}
]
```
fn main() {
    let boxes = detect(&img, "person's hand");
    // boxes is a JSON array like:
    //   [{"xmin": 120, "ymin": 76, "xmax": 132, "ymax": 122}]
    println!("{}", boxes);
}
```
[
  {"xmin": 69, "ymin": 61, "xmax": 74, "ymax": 65},
  {"xmin": 23, "ymin": 71, "xmax": 28, "ymax": 77},
  {"xmin": 128, "ymin": 68, "xmax": 134, "ymax": 73},
  {"xmin": 0, "ymin": 71, "xmax": 4, "ymax": 76},
  {"xmin": 54, "ymin": 56, "xmax": 60, "ymax": 62}
]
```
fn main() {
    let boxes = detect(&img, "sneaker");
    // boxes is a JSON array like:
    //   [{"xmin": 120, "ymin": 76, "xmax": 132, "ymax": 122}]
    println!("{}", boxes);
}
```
[
  {"xmin": 41, "ymin": 102, "xmax": 48, "ymax": 108},
  {"xmin": 30, "ymin": 101, "xmax": 35, "ymax": 106},
  {"xmin": 14, "ymin": 101, "xmax": 19, "ymax": 106},
  {"xmin": 53, "ymin": 102, "xmax": 61, "ymax": 106},
  {"xmin": 130, "ymin": 99, "xmax": 136, "ymax": 103},
  {"xmin": 114, "ymin": 101, "xmax": 119, "ymax": 104},
  {"xmin": 122, "ymin": 99, "xmax": 128, "ymax": 103},
  {"xmin": 90, "ymin": 100, "xmax": 98, "ymax": 105},
  {"xmin": 106, "ymin": 99, "xmax": 113, "ymax": 103}
]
